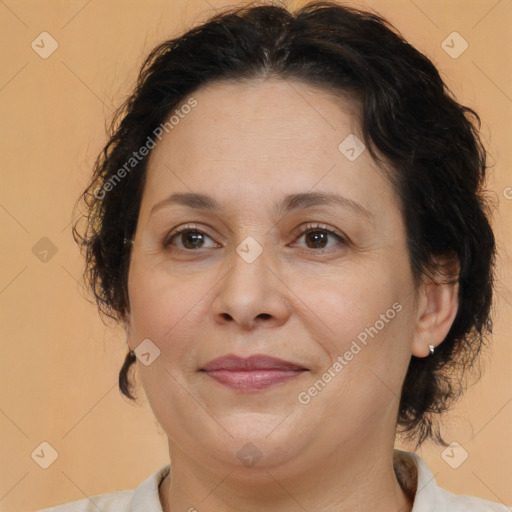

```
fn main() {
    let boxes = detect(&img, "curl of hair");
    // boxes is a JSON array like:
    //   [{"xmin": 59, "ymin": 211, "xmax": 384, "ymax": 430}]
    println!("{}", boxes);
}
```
[
  {"xmin": 74, "ymin": 1, "xmax": 496, "ymax": 446},
  {"xmin": 119, "ymin": 350, "xmax": 137, "ymax": 400}
]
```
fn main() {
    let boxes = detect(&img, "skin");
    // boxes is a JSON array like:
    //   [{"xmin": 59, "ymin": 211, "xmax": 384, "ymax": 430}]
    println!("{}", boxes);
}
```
[{"xmin": 124, "ymin": 78, "xmax": 459, "ymax": 512}]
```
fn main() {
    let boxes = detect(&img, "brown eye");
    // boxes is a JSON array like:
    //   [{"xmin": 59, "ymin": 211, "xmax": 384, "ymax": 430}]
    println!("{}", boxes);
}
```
[
  {"xmin": 164, "ymin": 227, "xmax": 219, "ymax": 250},
  {"xmin": 291, "ymin": 224, "xmax": 346, "ymax": 251},
  {"xmin": 179, "ymin": 230, "xmax": 206, "ymax": 249},
  {"xmin": 304, "ymin": 230, "xmax": 330, "ymax": 249}
]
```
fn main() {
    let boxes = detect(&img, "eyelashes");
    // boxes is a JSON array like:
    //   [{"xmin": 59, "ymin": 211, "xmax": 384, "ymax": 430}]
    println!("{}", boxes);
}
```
[
  {"xmin": 164, "ymin": 224, "xmax": 221, "ymax": 250},
  {"xmin": 163, "ymin": 222, "xmax": 348, "ymax": 253}
]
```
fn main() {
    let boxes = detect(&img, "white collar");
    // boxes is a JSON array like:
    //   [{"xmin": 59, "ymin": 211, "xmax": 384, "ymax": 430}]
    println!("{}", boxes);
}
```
[{"xmin": 128, "ymin": 451, "xmax": 508, "ymax": 512}]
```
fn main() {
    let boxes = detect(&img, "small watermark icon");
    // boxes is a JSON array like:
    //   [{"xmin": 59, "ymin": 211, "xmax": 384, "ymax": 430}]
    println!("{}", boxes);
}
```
[
  {"xmin": 134, "ymin": 338, "xmax": 161, "ymax": 366},
  {"xmin": 31, "ymin": 441, "xmax": 58, "ymax": 469},
  {"xmin": 236, "ymin": 236, "xmax": 263, "ymax": 263},
  {"xmin": 503, "ymin": 187, "xmax": 512, "ymax": 200},
  {"xmin": 441, "ymin": 32, "xmax": 468, "ymax": 59},
  {"xmin": 31, "ymin": 32, "xmax": 58, "ymax": 59},
  {"xmin": 32, "ymin": 237, "xmax": 58, "ymax": 263},
  {"xmin": 441, "ymin": 441, "xmax": 469, "ymax": 469},
  {"xmin": 236, "ymin": 442, "xmax": 263, "ymax": 467},
  {"xmin": 338, "ymin": 134, "xmax": 365, "ymax": 161}
]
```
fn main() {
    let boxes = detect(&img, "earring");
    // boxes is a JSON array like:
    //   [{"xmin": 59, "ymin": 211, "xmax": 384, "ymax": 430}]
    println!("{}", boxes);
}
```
[{"xmin": 428, "ymin": 344, "xmax": 435, "ymax": 356}]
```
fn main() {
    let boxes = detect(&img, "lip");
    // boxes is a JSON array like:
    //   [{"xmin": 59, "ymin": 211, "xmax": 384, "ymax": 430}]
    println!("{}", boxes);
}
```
[{"xmin": 200, "ymin": 354, "xmax": 308, "ymax": 392}]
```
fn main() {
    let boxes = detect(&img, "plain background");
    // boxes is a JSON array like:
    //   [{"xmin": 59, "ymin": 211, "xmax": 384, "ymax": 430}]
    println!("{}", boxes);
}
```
[{"xmin": 0, "ymin": 0, "xmax": 511, "ymax": 510}]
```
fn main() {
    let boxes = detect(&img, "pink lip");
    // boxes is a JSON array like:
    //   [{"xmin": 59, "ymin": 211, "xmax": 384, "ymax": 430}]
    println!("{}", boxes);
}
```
[{"xmin": 201, "ymin": 354, "xmax": 308, "ymax": 392}]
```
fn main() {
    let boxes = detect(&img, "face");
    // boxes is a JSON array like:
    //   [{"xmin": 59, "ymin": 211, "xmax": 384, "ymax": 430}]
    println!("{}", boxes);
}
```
[{"xmin": 126, "ymin": 78, "xmax": 423, "ymax": 474}]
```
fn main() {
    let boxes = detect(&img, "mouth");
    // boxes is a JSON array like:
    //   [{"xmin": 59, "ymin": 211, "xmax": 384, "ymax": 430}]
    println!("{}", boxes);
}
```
[{"xmin": 200, "ymin": 354, "xmax": 308, "ymax": 392}]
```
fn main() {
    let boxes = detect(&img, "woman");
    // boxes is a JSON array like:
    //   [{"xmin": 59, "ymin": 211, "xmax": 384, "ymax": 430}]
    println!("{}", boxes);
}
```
[{"xmin": 41, "ymin": 1, "xmax": 508, "ymax": 511}]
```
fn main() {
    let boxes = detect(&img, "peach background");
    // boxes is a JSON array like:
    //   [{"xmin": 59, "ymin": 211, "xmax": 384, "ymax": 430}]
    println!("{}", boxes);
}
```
[{"xmin": 0, "ymin": 0, "xmax": 511, "ymax": 510}]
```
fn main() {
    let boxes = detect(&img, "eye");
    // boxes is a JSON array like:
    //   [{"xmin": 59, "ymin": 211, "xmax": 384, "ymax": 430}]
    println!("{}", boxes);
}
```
[
  {"xmin": 164, "ymin": 224, "xmax": 220, "ymax": 250},
  {"xmin": 163, "ymin": 223, "xmax": 347, "ymax": 252},
  {"xmin": 290, "ymin": 223, "xmax": 347, "ymax": 251}
]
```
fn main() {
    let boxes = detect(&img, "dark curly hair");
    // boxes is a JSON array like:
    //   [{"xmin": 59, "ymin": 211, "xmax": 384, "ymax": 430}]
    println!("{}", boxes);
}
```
[{"xmin": 73, "ymin": 0, "xmax": 496, "ymax": 447}]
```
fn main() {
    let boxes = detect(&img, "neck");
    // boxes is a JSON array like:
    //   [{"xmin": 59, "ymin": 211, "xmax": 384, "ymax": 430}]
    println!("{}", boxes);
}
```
[{"xmin": 159, "ymin": 443, "xmax": 413, "ymax": 512}]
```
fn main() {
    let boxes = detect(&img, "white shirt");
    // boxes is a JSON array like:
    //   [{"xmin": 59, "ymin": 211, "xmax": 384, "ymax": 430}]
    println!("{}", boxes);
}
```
[{"xmin": 39, "ymin": 451, "xmax": 509, "ymax": 511}]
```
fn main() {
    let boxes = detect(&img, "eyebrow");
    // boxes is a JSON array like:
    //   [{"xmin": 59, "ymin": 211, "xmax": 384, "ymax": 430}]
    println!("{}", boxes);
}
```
[{"xmin": 150, "ymin": 191, "xmax": 373, "ymax": 219}]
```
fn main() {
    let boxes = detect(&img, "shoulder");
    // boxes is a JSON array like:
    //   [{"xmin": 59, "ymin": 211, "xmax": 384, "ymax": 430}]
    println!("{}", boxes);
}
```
[
  {"xmin": 435, "ymin": 488, "xmax": 511, "ymax": 512},
  {"xmin": 38, "ymin": 465, "xmax": 170, "ymax": 512},
  {"xmin": 396, "ymin": 450, "xmax": 510, "ymax": 512},
  {"xmin": 38, "ymin": 490, "xmax": 133, "ymax": 512}
]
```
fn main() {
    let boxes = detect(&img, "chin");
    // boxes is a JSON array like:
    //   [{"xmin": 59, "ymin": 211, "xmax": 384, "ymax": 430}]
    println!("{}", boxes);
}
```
[{"xmin": 200, "ymin": 418, "xmax": 305, "ymax": 468}]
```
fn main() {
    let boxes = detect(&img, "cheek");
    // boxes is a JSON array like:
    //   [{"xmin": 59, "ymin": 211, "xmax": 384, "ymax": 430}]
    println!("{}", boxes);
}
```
[
  {"xmin": 128, "ymin": 261, "xmax": 204, "ymax": 334},
  {"xmin": 297, "ymin": 261, "xmax": 415, "ymax": 410},
  {"xmin": 126, "ymin": 264, "xmax": 212, "ymax": 415},
  {"xmin": 127, "ymin": 261, "xmax": 222, "ymax": 374},
  {"xmin": 298, "ymin": 265, "xmax": 405, "ymax": 350}
]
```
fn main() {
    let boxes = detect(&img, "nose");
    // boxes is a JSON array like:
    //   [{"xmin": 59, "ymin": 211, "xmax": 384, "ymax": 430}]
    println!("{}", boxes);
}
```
[{"xmin": 211, "ymin": 244, "xmax": 291, "ymax": 330}]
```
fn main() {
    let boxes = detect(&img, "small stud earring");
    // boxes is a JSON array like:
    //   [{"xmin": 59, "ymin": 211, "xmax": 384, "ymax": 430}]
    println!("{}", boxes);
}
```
[{"xmin": 428, "ymin": 344, "xmax": 435, "ymax": 356}]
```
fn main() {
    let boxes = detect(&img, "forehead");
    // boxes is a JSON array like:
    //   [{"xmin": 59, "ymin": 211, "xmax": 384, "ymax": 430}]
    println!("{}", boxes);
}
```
[
  {"xmin": 156, "ymin": 78, "xmax": 363, "ymax": 159},
  {"xmin": 141, "ymin": 78, "xmax": 397, "ymax": 218}
]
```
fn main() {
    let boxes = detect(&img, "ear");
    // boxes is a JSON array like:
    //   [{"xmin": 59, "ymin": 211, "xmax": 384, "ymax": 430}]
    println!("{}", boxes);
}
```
[{"xmin": 411, "ymin": 256, "xmax": 460, "ymax": 358}]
